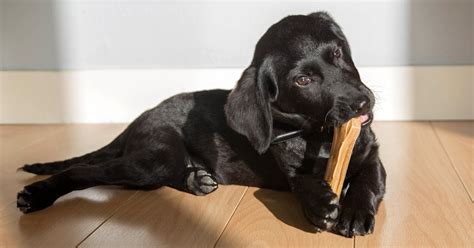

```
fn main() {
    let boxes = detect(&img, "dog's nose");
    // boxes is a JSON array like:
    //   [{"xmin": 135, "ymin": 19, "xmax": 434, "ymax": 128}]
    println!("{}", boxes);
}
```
[{"xmin": 351, "ymin": 98, "xmax": 369, "ymax": 114}]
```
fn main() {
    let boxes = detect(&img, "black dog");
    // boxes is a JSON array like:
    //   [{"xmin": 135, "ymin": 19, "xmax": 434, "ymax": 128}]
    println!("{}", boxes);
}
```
[{"xmin": 17, "ymin": 12, "xmax": 386, "ymax": 237}]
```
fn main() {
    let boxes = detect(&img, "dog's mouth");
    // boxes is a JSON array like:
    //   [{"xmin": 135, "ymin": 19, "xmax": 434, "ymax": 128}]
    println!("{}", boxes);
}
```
[
  {"xmin": 324, "ymin": 107, "xmax": 374, "ymax": 128},
  {"xmin": 359, "ymin": 112, "xmax": 373, "ymax": 126}
]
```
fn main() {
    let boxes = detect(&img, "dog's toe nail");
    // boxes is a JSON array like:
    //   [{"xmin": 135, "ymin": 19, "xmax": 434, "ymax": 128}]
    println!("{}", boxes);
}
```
[{"xmin": 314, "ymin": 226, "xmax": 323, "ymax": 232}]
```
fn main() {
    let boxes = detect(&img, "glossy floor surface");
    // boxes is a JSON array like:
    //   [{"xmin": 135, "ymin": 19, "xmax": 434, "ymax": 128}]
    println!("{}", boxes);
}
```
[{"xmin": 0, "ymin": 122, "xmax": 472, "ymax": 247}]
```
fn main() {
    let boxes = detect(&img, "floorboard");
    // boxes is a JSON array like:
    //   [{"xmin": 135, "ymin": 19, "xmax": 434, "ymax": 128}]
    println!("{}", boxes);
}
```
[
  {"xmin": 0, "ymin": 124, "xmax": 137, "ymax": 247},
  {"xmin": 1, "ymin": 122, "xmax": 472, "ymax": 247},
  {"xmin": 355, "ymin": 122, "xmax": 474, "ymax": 247},
  {"xmin": 215, "ymin": 187, "xmax": 354, "ymax": 248},
  {"xmin": 79, "ymin": 186, "xmax": 248, "ymax": 247},
  {"xmin": 432, "ymin": 121, "xmax": 473, "ymax": 201},
  {"xmin": 0, "ymin": 125, "xmax": 64, "ymax": 155}
]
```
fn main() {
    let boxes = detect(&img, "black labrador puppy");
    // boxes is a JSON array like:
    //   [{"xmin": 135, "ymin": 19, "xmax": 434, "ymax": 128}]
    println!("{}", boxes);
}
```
[{"xmin": 17, "ymin": 12, "xmax": 386, "ymax": 237}]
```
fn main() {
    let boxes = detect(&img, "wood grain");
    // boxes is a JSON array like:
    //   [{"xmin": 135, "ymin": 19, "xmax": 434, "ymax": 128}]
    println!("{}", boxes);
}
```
[
  {"xmin": 1, "ymin": 123, "xmax": 473, "ymax": 247},
  {"xmin": 356, "ymin": 122, "xmax": 474, "ymax": 247},
  {"xmin": 1, "ymin": 125, "xmax": 65, "ymax": 207},
  {"xmin": 0, "ymin": 125, "xmax": 64, "ymax": 155},
  {"xmin": 432, "ymin": 121, "xmax": 473, "ymax": 201},
  {"xmin": 215, "ymin": 187, "xmax": 353, "ymax": 248},
  {"xmin": 0, "ymin": 124, "xmax": 137, "ymax": 248},
  {"xmin": 0, "ymin": 124, "xmax": 128, "ymax": 205},
  {"xmin": 79, "ymin": 185, "xmax": 248, "ymax": 247}
]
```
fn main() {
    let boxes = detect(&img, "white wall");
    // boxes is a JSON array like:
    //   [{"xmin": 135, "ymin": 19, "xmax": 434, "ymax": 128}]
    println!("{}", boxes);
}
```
[{"xmin": 1, "ymin": 0, "xmax": 473, "ymax": 69}]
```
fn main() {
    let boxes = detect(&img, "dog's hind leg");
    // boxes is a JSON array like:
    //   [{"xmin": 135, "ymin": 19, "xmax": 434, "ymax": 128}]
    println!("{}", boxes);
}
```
[
  {"xmin": 19, "ymin": 132, "xmax": 126, "ymax": 175},
  {"xmin": 17, "ymin": 150, "xmax": 188, "ymax": 213},
  {"xmin": 17, "ymin": 128, "xmax": 194, "ymax": 213},
  {"xmin": 185, "ymin": 158, "xmax": 218, "ymax": 196}
]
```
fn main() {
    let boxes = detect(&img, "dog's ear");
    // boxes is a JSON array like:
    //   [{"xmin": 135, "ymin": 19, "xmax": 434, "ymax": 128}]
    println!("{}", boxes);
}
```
[{"xmin": 225, "ymin": 58, "xmax": 278, "ymax": 154}]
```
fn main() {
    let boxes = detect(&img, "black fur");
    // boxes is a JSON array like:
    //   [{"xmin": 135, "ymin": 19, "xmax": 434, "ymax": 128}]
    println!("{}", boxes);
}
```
[{"xmin": 17, "ymin": 12, "xmax": 386, "ymax": 237}]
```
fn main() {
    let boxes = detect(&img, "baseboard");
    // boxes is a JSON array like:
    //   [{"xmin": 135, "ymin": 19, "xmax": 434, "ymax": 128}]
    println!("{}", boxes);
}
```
[{"xmin": 1, "ymin": 66, "xmax": 472, "ymax": 123}]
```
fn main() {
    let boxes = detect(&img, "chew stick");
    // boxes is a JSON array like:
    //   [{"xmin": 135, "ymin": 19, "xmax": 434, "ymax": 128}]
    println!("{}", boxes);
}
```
[{"xmin": 324, "ymin": 117, "xmax": 362, "ymax": 197}]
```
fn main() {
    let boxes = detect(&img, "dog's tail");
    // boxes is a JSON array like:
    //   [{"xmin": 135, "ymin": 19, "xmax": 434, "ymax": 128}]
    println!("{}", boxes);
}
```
[{"xmin": 19, "ymin": 130, "xmax": 127, "ymax": 175}]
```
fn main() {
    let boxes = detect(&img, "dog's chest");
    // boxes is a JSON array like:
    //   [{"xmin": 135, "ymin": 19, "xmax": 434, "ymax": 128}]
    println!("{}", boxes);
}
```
[
  {"xmin": 271, "ymin": 135, "xmax": 332, "ymax": 176},
  {"xmin": 275, "ymin": 137, "xmax": 307, "ymax": 165},
  {"xmin": 276, "ymin": 138, "xmax": 331, "ymax": 158}
]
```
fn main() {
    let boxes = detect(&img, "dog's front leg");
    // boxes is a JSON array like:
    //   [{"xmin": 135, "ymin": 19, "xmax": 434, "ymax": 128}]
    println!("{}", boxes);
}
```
[
  {"xmin": 271, "ymin": 139, "xmax": 341, "ymax": 231},
  {"xmin": 333, "ymin": 156, "xmax": 386, "ymax": 237},
  {"xmin": 288, "ymin": 174, "xmax": 341, "ymax": 232}
]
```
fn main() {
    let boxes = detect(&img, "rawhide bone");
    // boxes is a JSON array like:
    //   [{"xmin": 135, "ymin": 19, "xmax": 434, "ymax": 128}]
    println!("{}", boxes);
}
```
[{"xmin": 324, "ymin": 117, "xmax": 362, "ymax": 198}]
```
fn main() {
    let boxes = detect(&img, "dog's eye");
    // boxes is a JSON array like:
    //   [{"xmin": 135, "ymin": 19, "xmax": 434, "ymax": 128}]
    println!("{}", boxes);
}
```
[
  {"xmin": 333, "ymin": 48, "xmax": 342, "ymax": 59},
  {"xmin": 295, "ymin": 76, "xmax": 312, "ymax": 86}
]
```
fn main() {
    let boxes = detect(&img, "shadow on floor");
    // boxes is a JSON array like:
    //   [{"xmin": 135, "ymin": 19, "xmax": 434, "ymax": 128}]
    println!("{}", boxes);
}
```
[
  {"xmin": 15, "ymin": 187, "xmax": 243, "ymax": 247},
  {"xmin": 253, "ymin": 188, "xmax": 317, "ymax": 233}
]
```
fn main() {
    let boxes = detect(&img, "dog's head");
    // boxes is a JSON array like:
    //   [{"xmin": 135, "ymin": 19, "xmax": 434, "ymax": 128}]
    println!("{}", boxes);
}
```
[{"xmin": 225, "ymin": 12, "xmax": 375, "ymax": 153}]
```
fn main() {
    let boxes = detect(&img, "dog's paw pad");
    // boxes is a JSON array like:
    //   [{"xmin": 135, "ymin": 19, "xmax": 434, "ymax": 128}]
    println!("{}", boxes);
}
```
[
  {"xmin": 299, "ymin": 180, "xmax": 341, "ymax": 231},
  {"xmin": 326, "ymin": 207, "xmax": 339, "ymax": 219},
  {"xmin": 16, "ymin": 183, "xmax": 57, "ymax": 213},
  {"xmin": 186, "ymin": 168, "xmax": 218, "ymax": 196},
  {"xmin": 17, "ymin": 189, "xmax": 34, "ymax": 213},
  {"xmin": 303, "ymin": 202, "xmax": 339, "ymax": 231}
]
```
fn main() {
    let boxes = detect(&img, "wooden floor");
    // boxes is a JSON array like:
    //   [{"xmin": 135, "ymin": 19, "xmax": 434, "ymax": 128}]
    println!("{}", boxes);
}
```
[{"xmin": 0, "ymin": 122, "xmax": 472, "ymax": 247}]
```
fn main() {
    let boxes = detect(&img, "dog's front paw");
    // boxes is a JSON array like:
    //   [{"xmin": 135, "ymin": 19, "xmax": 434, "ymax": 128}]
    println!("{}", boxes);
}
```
[
  {"xmin": 333, "ymin": 207, "xmax": 375, "ymax": 237},
  {"xmin": 299, "ymin": 181, "xmax": 340, "ymax": 231},
  {"xmin": 17, "ymin": 182, "xmax": 57, "ymax": 213}
]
